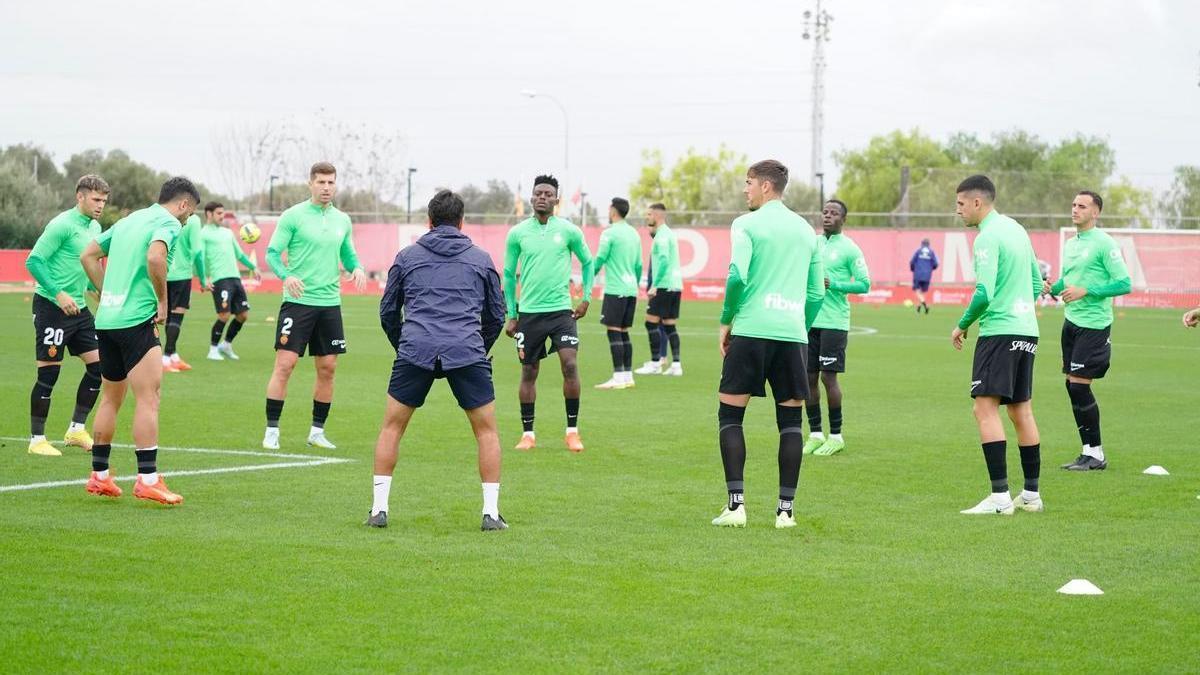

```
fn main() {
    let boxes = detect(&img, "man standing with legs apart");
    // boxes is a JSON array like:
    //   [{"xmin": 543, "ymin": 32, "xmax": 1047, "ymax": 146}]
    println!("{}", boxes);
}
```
[
  {"xmin": 503, "ymin": 175, "xmax": 594, "ymax": 452},
  {"xmin": 24, "ymin": 175, "xmax": 109, "ymax": 456},
  {"xmin": 1046, "ymin": 191, "xmax": 1131, "ymax": 471},
  {"xmin": 263, "ymin": 162, "xmax": 366, "ymax": 450},
  {"xmin": 202, "ymin": 201, "xmax": 260, "ymax": 362},
  {"xmin": 163, "ymin": 212, "xmax": 206, "ymax": 372},
  {"xmin": 951, "ymin": 175, "xmax": 1044, "ymax": 515},
  {"xmin": 805, "ymin": 199, "xmax": 871, "ymax": 456},
  {"xmin": 369, "ymin": 190, "xmax": 508, "ymax": 531},
  {"xmin": 910, "ymin": 238, "xmax": 938, "ymax": 314},
  {"xmin": 79, "ymin": 176, "xmax": 199, "ymax": 504},
  {"xmin": 713, "ymin": 160, "xmax": 824, "ymax": 529},
  {"xmin": 636, "ymin": 202, "xmax": 684, "ymax": 376},
  {"xmin": 593, "ymin": 197, "xmax": 643, "ymax": 390}
]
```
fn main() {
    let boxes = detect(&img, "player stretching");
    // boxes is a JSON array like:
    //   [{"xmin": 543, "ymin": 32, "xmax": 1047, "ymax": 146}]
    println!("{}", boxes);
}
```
[
  {"xmin": 503, "ymin": 175, "xmax": 594, "ymax": 452},
  {"xmin": 593, "ymin": 197, "xmax": 642, "ymax": 390},
  {"xmin": 635, "ymin": 202, "xmax": 684, "ymax": 376},
  {"xmin": 24, "ymin": 175, "xmax": 109, "ymax": 456},
  {"xmin": 1046, "ymin": 191, "xmax": 1131, "ymax": 471},
  {"xmin": 804, "ymin": 199, "xmax": 870, "ymax": 456},
  {"xmin": 79, "ymin": 177, "xmax": 200, "ymax": 504},
  {"xmin": 263, "ymin": 162, "xmax": 366, "ymax": 450},
  {"xmin": 950, "ymin": 175, "xmax": 1043, "ymax": 516},
  {"xmin": 202, "ymin": 201, "xmax": 260, "ymax": 362},
  {"xmin": 712, "ymin": 160, "xmax": 824, "ymax": 529}
]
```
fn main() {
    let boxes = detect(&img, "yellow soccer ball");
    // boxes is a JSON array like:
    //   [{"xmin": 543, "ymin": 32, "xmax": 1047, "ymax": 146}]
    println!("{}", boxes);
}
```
[
  {"xmin": 239, "ymin": 222, "xmax": 262, "ymax": 244},
  {"xmin": 903, "ymin": 299, "xmax": 914, "ymax": 308}
]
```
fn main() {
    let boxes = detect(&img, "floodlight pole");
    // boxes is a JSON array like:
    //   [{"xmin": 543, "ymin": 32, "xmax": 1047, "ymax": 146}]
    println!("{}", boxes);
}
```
[
  {"xmin": 269, "ymin": 174, "xmax": 279, "ymax": 212},
  {"xmin": 406, "ymin": 167, "xmax": 417, "ymax": 223},
  {"xmin": 521, "ymin": 89, "xmax": 569, "ymax": 198},
  {"xmin": 803, "ymin": 2, "xmax": 833, "ymax": 189}
]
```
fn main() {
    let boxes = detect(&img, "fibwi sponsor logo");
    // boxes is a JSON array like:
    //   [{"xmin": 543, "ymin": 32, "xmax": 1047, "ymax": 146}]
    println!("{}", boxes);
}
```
[
  {"xmin": 99, "ymin": 291, "xmax": 127, "ymax": 307},
  {"xmin": 1070, "ymin": 362, "xmax": 1085, "ymax": 371},
  {"xmin": 1009, "ymin": 340, "xmax": 1037, "ymax": 353},
  {"xmin": 332, "ymin": 339, "xmax": 347, "ymax": 348},
  {"xmin": 560, "ymin": 335, "xmax": 579, "ymax": 345},
  {"xmin": 819, "ymin": 355, "xmax": 838, "ymax": 366},
  {"xmin": 764, "ymin": 293, "xmax": 803, "ymax": 312}
]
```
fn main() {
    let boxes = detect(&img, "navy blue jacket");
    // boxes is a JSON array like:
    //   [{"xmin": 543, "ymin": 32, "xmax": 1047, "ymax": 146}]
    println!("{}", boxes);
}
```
[
  {"xmin": 909, "ymin": 245, "xmax": 939, "ymax": 281},
  {"xmin": 380, "ymin": 225, "xmax": 506, "ymax": 370}
]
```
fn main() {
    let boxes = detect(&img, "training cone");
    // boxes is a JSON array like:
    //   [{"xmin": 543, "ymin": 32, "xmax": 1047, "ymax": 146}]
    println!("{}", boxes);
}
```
[
  {"xmin": 265, "ymin": 316, "xmax": 275, "ymax": 323},
  {"xmin": 1057, "ymin": 579, "xmax": 1104, "ymax": 595},
  {"xmin": 1143, "ymin": 465, "xmax": 1170, "ymax": 476}
]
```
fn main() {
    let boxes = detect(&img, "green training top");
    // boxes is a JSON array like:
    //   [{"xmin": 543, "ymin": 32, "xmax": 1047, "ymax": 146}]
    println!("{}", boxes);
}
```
[
  {"xmin": 957, "ymin": 210, "xmax": 1040, "ymax": 338},
  {"xmin": 719, "ymin": 200, "xmax": 825, "ymax": 343},
  {"xmin": 503, "ymin": 215, "xmax": 594, "ymax": 318},
  {"xmin": 167, "ymin": 214, "xmax": 206, "ymax": 282},
  {"xmin": 1051, "ymin": 228, "xmax": 1131, "ymax": 330},
  {"xmin": 203, "ymin": 222, "xmax": 257, "ymax": 282},
  {"xmin": 95, "ymin": 203, "xmax": 181, "ymax": 330},
  {"xmin": 650, "ymin": 224, "xmax": 683, "ymax": 291},
  {"xmin": 812, "ymin": 232, "xmax": 871, "ymax": 331},
  {"xmin": 592, "ymin": 220, "xmax": 643, "ymax": 297},
  {"xmin": 266, "ymin": 201, "xmax": 361, "ymax": 307},
  {"xmin": 26, "ymin": 207, "xmax": 101, "ymax": 308}
]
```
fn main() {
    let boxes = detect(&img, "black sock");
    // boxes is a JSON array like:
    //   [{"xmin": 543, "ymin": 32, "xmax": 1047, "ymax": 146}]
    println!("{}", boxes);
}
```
[
  {"xmin": 225, "ymin": 317, "xmax": 245, "ymax": 344},
  {"xmin": 645, "ymin": 321, "xmax": 662, "ymax": 361},
  {"xmin": 718, "ymin": 402, "xmax": 747, "ymax": 505},
  {"xmin": 982, "ymin": 440, "xmax": 1008, "ymax": 493},
  {"xmin": 30, "ymin": 365, "xmax": 60, "ymax": 436},
  {"xmin": 663, "ymin": 324, "xmax": 680, "ymax": 362},
  {"xmin": 829, "ymin": 406, "xmax": 843, "ymax": 435},
  {"xmin": 622, "ymin": 333, "xmax": 633, "ymax": 371},
  {"xmin": 565, "ymin": 398, "xmax": 579, "ymax": 428},
  {"xmin": 165, "ymin": 313, "xmax": 183, "ymax": 355},
  {"xmin": 607, "ymin": 329, "xmax": 623, "ymax": 371},
  {"xmin": 91, "ymin": 443, "xmax": 111, "ymax": 473},
  {"xmin": 73, "ymin": 361, "xmax": 102, "ymax": 425},
  {"xmin": 135, "ymin": 447, "xmax": 158, "ymax": 475},
  {"xmin": 312, "ymin": 400, "xmax": 331, "ymax": 429},
  {"xmin": 1019, "ymin": 443, "xmax": 1040, "ymax": 492},
  {"xmin": 520, "ymin": 402, "xmax": 535, "ymax": 433},
  {"xmin": 806, "ymin": 402, "xmax": 822, "ymax": 434},
  {"xmin": 1067, "ymin": 381, "xmax": 1101, "ymax": 447},
  {"xmin": 777, "ymin": 405, "xmax": 805, "ymax": 514},
  {"xmin": 211, "ymin": 319, "xmax": 228, "ymax": 346},
  {"xmin": 266, "ymin": 398, "xmax": 285, "ymax": 428}
]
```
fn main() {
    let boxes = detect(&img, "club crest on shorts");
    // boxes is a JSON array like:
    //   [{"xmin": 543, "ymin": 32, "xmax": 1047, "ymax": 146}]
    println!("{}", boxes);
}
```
[
  {"xmin": 280, "ymin": 335, "xmax": 289, "ymax": 345},
  {"xmin": 47, "ymin": 345, "xmax": 57, "ymax": 358}
]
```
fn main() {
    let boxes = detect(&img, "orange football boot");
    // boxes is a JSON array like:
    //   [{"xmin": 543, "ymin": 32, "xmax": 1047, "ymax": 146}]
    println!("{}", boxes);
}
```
[
  {"xmin": 85, "ymin": 472, "xmax": 122, "ymax": 498},
  {"xmin": 514, "ymin": 434, "xmax": 536, "ymax": 451},
  {"xmin": 172, "ymin": 356, "xmax": 193, "ymax": 371},
  {"xmin": 133, "ymin": 475, "xmax": 183, "ymax": 505},
  {"xmin": 565, "ymin": 430, "xmax": 585, "ymax": 453}
]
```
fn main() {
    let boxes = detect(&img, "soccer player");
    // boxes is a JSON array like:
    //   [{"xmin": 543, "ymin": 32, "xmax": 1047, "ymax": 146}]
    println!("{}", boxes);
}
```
[
  {"xmin": 635, "ymin": 202, "xmax": 684, "ymax": 376},
  {"xmin": 592, "ymin": 197, "xmax": 643, "ymax": 390},
  {"xmin": 163, "ymin": 210, "xmax": 207, "ymax": 372},
  {"xmin": 712, "ymin": 160, "xmax": 824, "ymax": 529},
  {"xmin": 78, "ymin": 176, "xmax": 200, "ymax": 505},
  {"xmin": 950, "ymin": 175, "xmax": 1043, "ymax": 515},
  {"xmin": 909, "ymin": 238, "xmax": 938, "ymax": 314},
  {"xmin": 23, "ymin": 174, "xmax": 109, "ymax": 456},
  {"xmin": 503, "ymin": 175, "xmax": 594, "ymax": 452},
  {"xmin": 263, "ymin": 162, "xmax": 366, "ymax": 450},
  {"xmin": 369, "ymin": 190, "xmax": 508, "ymax": 531},
  {"xmin": 1045, "ymin": 191, "xmax": 1131, "ymax": 471},
  {"xmin": 805, "ymin": 199, "xmax": 871, "ymax": 457},
  {"xmin": 201, "ymin": 201, "xmax": 260, "ymax": 362}
]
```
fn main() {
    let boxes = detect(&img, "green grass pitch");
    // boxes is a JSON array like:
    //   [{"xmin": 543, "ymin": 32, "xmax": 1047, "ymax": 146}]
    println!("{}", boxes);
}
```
[{"xmin": 1, "ymin": 293, "xmax": 1197, "ymax": 671}]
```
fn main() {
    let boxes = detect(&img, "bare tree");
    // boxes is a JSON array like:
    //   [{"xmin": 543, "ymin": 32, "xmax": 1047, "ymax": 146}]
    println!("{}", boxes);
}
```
[{"xmin": 210, "ymin": 121, "xmax": 286, "ymax": 209}]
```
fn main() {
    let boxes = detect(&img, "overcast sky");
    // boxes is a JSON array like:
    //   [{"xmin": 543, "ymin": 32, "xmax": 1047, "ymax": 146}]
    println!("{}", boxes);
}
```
[{"xmin": 3, "ymin": 0, "xmax": 1197, "ymax": 212}]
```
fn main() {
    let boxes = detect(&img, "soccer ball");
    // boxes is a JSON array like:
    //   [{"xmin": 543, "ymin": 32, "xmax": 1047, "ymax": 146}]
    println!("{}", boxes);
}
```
[
  {"xmin": 903, "ymin": 299, "xmax": 914, "ymax": 307},
  {"xmin": 239, "ymin": 222, "xmax": 261, "ymax": 244}
]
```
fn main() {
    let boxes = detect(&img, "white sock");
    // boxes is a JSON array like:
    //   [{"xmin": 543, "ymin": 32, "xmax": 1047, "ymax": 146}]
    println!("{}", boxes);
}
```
[
  {"xmin": 830, "ymin": 433, "xmax": 844, "ymax": 442},
  {"xmin": 95, "ymin": 469, "xmax": 109, "ymax": 480},
  {"xmin": 170, "ymin": 353, "xmax": 181, "ymax": 362},
  {"xmin": 566, "ymin": 426, "xmax": 578, "ymax": 435},
  {"xmin": 1021, "ymin": 489, "xmax": 1040, "ymax": 501},
  {"xmin": 220, "ymin": 340, "xmax": 231, "ymax": 348},
  {"xmin": 162, "ymin": 355, "xmax": 171, "ymax": 365},
  {"xmin": 310, "ymin": 426, "xmax": 324, "ymax": 437},
  {"xmin": 809, "ymin": 432, "xmax": 825, "ymax": 440},
  {"xmin": 1083, "ymin": 445, "xmax": 1105, "ymax": 461},
  {"xmin": 31, "ymin": 434, "xmax": 47, "ymax": 444},
  {"xmin": 67, "ymin": 422, "xmax": 85, "ymax": 433},
  {"xmin": 991, "ymin": 491, "xmax": 1012, "ymax": 503},
  {"xmin": 623, "ymin": 371, "xmax": 634, "ymax": 383},
  {"xmin": 522, "ymin": 431, "xmax": 535, "ymax": 438},
  {"xmin": 140, "ymin": 472, "xmax": 159, "ymax": 486},
  {"xmin": 372, "ymin": 475, "xmax": 392, "ymax": 516},
  {"xmin": 482, "ymin": 482, "xmax": 500, "ymax": 518}
]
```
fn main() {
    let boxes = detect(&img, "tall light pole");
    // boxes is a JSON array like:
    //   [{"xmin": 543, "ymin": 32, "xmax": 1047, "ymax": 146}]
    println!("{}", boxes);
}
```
[
  {"xmin": 268, "ymin": 174, "xmax": 279, "ymax": 212},
  {"xmin": 406, "ymin": 167, "xmax": 418, "ymax": 223},
  {"xmin": 521, "ymin": 89, "xmax": 569, "ymax": 196},
  {"xmin": 803, "ymin": 2, "xmax": 833, "ymax": 189}
]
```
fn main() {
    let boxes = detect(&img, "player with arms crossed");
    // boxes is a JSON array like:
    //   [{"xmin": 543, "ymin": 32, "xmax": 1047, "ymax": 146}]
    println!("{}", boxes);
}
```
[
  {"xmin": 635, "ymin": 202, "xmax": 684, "ymax": 376},
  {"xmin": 79, "ymin": 177, "xmax": 200, "ymax": 504},
  {"xmin": 503, "ymin": 175, "xmax": 594, "ymax": 452},
  {"xmin": 263, "ymin": 162, "xmax": 366, "ymax": 450},
  {"xmin": 592, "ymin": 197, "xmax": 643, "ymax": 390},
  {"xmin": 951, "ymin": 175, "xmax": 1044, "ymax": 516},
  {"xmin": 713, "ymin": 160, "xmax": 824, "ymax": 529},
  {"xmin": 201, "ymin": 201, "xmax": 260, "ymax": 362}
]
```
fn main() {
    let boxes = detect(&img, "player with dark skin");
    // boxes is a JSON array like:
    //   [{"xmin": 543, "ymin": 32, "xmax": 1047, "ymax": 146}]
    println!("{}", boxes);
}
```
[{"xmin": 808, "ymin": 201, "xmax": 845, "ymax": 414}]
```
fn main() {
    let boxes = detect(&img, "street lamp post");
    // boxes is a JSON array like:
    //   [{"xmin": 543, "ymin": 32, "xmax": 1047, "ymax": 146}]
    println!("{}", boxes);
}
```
[
  {"xmin": 268, "ymin": 174, "xmax": 279, "ymax": 212},
  {"xmin": 406, "ymin": 167, "xmax": 417, "ymax": 224},
  {"xmin": 521, "ymin": 89, "xmax": 569, "ymax": 196},
  {"xmin": 815, "ymin": 172, "xmax": 825, "ymax": 208}
]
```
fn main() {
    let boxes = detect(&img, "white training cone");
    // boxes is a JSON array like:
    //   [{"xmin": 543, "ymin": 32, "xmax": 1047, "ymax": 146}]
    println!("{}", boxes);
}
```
[
  {"xmin": 265, "ymin": 316, "xmax": 276, "ymax": 323},
  {"xmin": 1057, "ymin": 579, "xmax": 1103, "ymax": 595},
  {"xmin": 1143, "ymin": 465, "xmax": 1170, "ymax": 476}
]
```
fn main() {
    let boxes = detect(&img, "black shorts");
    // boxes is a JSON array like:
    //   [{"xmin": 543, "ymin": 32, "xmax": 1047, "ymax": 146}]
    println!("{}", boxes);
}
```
[
  {"xmin": 32, "ymin": 295, "xmax": 99, "ymax": 362},
  {"xmin": 212, "ymin": 278, "xmax": 250, "ymax": 315},
  {"xmin": 971, "ymin": 335, "xmax": 1038, "ymax": 404},
  {"xmin": 719, "ymin": 335, "xmax": 810, "ymax": 403},
  {"xmin": 97, "ymin": 319, "xmax": 160, "ymax": 382},
  {"xmin": 388, "ymin": 358, "xmax": 495, "ymax": 411},
  {"xmin": 913, "ymin": 279, "xmax": 931, "ymax": 292},
  {"xmin": 275, "ymin": 302, "xmax": 346, "ymax": 357},
  {"xmin": 515, "ymin": 310, "xmax": 578, "ymax": 365},
  {"xmin": 1061, "ymin": 320, "xmax": 1111, "ymax": 379},
  {"xmin": 599, "ymin": 294, "xmax": 637, "ymax": 329},
  {"xmin": 167, "ymin": 279, "xmax": 192, "ymax": 311},
  {"xmin": 807, "ymin": 327, "xmax": 848, "ymax": 373},
  {"xmin": 647, "ymin": 290, "xmax": 682, "ymax": 320}
]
